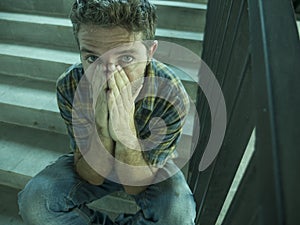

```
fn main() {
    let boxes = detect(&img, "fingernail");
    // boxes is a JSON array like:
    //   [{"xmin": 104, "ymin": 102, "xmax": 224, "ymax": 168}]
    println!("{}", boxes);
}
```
[{"xmin": 107, "ymin": 63, "xmax": 116, "ymax": 72}]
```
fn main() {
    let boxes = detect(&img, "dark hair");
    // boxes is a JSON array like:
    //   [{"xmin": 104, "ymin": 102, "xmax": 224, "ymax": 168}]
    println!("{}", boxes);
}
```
[{"xmin": 70, "ymin": 0, "xmax": 157, "ymax": 44}]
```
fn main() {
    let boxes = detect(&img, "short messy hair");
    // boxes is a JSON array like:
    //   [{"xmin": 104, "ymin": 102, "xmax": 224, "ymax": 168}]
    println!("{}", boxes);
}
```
[{"xmin": 70, "ymin": 0, "xmax": 157, "ymax": 44}]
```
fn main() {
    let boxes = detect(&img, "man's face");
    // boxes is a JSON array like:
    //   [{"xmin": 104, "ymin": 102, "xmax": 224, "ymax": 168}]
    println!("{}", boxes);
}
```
[{"xmin": 78, "ymin": 25, "xmax": 156, "ymax": 89}]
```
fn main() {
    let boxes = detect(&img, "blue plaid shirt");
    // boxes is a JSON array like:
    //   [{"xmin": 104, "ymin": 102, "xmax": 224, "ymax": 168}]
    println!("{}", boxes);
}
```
[{"xmin": 56, "ymin": 59, "xmax": 190, "ymax": 167}]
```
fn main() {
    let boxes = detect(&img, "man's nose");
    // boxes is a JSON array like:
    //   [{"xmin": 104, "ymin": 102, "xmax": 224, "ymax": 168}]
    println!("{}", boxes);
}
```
[{"xmin": 103, "ymin": 63, "xmax": 116, "ymax": 76}]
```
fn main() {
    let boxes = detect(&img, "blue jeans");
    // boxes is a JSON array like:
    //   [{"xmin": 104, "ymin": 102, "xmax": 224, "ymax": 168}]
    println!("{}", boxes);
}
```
[{"xmin": 18, "ymin": 154, "xmax": 196, "ymax": 225}]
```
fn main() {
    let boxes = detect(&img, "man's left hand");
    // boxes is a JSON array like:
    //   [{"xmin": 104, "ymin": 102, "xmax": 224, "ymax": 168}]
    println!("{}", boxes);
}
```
[{"xmin": 107, "ymin": 65, "xmax": 141, "ymax": 148}]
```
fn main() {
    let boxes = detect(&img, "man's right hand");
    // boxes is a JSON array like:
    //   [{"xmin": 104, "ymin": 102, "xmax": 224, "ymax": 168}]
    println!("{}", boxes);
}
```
[
  {"xmin": 95, "ymin": 85, "xmax": 111, "ymax": 138},
  {"xmin": 74, "ymin": 63, "xmax": 115, "ymax": 184},
  {"xmin": 93, "ymin": 65, "xmax": 115, "ymax": 157},
  {"xmin": 91, "ymin": 64, "xmax": 112, "ymax": 140}
]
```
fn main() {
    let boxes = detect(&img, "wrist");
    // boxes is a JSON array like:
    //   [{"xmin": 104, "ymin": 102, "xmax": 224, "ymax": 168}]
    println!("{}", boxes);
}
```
[
  {"xmin": 98, "ymin": 133, "xmax": 112, "ymax": 140},
  {"xmin": 115, "ymin": 140, "xmax": 145, "ymax": 166},
  {"xmin": 96, "ymin": 126, "xmax": 110, "ymax": 139},
  {"xmin": 97, "ymin": 134, "xmax": 115, "ymax": 156},
  {"xmin": 116, "ymin": 137, "xmax": 140, "ymax": 151}
]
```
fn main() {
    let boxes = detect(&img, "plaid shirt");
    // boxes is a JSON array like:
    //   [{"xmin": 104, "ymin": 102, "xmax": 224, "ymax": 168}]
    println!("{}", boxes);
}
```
[{"xmin": 56, "ymin": 59, "xmax": 190, "ymax": 167}]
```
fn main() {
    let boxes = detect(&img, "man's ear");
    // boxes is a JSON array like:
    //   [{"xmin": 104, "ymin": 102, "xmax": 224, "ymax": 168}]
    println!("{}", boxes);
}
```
[{"xmin": 147, "ymin": 40, "xmax": 158, "ymax": 62}]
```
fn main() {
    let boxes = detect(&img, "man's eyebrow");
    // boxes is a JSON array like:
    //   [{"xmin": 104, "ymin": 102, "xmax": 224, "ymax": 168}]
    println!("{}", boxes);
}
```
[
  {"xmin": 80, "ymin": 47, "xmax": 97, "ymax": 54},
  {"xmin": 115, "ymin": 49, "xmax": 138, "ymax": 55},
  {"xmin": 80, "ymin": 47, "xmax": 138, "ymax": 55}
]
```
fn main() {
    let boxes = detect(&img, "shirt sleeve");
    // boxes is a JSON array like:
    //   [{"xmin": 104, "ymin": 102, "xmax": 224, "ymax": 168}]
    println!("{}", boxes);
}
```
[
  {"xmin": 137, "ymin": 82, "xmax": 190, "ymax": 168},
  {"xmin": 56, "ymin": 64, "xmax": 92, "ymax": 154},
  {"xmin": 56, "ymin": 69, "xmax": 78, "ymax": 153}
]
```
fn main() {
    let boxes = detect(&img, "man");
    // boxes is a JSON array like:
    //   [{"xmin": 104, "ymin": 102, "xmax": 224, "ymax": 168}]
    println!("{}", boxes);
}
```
[{"xmin": 18, "ymin": 0, "xmax": 196, "ymax": 224}]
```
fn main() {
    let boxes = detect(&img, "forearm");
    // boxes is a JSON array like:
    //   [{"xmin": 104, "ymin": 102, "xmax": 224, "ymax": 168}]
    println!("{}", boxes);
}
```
[
  {"xmin": 75, "ymin": 133, "xmax": 115, "ymax": 185},
  {"xmin": 115, "ymin": 140, "xmax": 158, "ymax": 195},
  {"xmin": 75, "ymin": 156, "xmax": 105, "ymax": 185}
]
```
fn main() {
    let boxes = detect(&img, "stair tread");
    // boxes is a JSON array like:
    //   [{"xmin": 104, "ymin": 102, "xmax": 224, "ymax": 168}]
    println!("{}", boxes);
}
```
[
  {"xmin": 151, "ymin": 0, "xmax": 207, "ymax": 9},
  {"xmin": 0, "ymin": 74, "xmax": 58, "ymax": 112},
  {"xmin": 156, "ymin": 28, "xmax": 204, "ymax": 41},
  {"xmin": 0, "ymin": 12, "xmax": 71, "ymax": 26},
  {"xmin": 0, "ymin": 43, "xmax": 80, "ymax": 64},
  {"xmin": 0, "ymin": 12, "xmax": 203, "ymax": 41},
  {"xmin": 0, "ymin": 123, "xmax": 68, "ymax": 185},
  {"xmin": 0, "ymin": 0, "xmax": 206, "ymax": 17},
  {"xmin": 0, "ymin": 185, "xmax": 24, "ymax": 225}
]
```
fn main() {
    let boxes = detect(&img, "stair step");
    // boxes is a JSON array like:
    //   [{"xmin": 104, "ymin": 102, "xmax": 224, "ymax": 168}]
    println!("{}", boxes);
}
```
[
  {"xmin": 0, "ymin": 43, "xmax": 80, "ymax": 81},
  {"xmin": 0, "ymin": 42, "xmax": 78, "ymax": 63},
  {"xmin": 0, "ymin": 74, "xmax": 56, "ymax": 111},
  {"xmin": 156, "ymin": 28, "xmax": 204, "ymax": 41},
  {"xmin": 0, "ymin": 0, "xmax": 207, "ymax": 16},
  {"xmin": 0, "ymin": 12, "xmax": 203, "ymax": 54},
  {"xmin": 0, "ymin": 12, "xmax": 77, "ymax": 52},
  {"xmin": 0, "ymin": 185, "xmax": 24, "ymax": 225},
  {"xmin": 0, "ymin": 74, "xmax": 66, "ymax": 133},
  {"xmin": 0, "ymin": 122, "xmax": 69, "ymax": 189},
  {"xmin": 153, "ymin": 0, "xmax": 207, "ymax": 9},
  {"xmin": 0, "ymin": 0, "xmax": 73, "ymax": 17},
  {"xmin": 153, "ymin": 1, "xmax": 206, "ymax": 32},
  {"xmin": 161, "ymin": 0, "xmax": 208, "ymax": 3}
]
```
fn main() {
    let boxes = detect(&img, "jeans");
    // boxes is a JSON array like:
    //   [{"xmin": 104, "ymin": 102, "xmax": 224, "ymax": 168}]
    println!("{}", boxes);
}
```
[{"xmin": 18, "ymin": 154, "xmax": 196, "ymax": 225}]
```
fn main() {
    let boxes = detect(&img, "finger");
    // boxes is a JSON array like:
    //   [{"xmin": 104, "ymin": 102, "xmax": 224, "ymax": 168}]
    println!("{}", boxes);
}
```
[
  {"xmin": 115, "ymin": 65, "xmax": 126, "ymax": 90},
  {"xmin": 109, "ymin": 73, "xmax": 126, "ymax": 115},
  {"xmin": 108, "ymin": 73, "xmax": 120, "ymax": 99},
  {"xmin": 95, "ymin": 85, "xmax": 109, "ymax": 129},
  {"xmin": 114, "ymin": 87, "xmax": 124, "ymax": 114},
  {"xmin": 114, "ymin": 73, "xmax": 130, "ymax": 109},
  {"xmin": 116, "ymin": 65, "xmax": 132, "ymax": 98},
  {"xmin": 107, "ymin": 90, "xmax": 120, "ymax": 118},
  {"xmin": 115, "ymin": 66, "xmax": 133, "ymax": 110},
  {"xmin": 95, "ymin": 91, "xmax": 108, "ymax": 115},
  {"xmin": 95, "ymin": 76, "xmax": 108, "ymax": 113},
  {"xmin": 92, "ymin": 65, "xmax": 107, "ymax": 109},
  {"xmin": 95, "ymin": 102, "xmax": 108, "ymax": 128}
]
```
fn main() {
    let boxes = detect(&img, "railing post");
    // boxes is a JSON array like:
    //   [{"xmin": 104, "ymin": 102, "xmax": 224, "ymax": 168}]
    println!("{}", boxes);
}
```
[{"xmin": 248, "ymin": 0, "xmax": 300, "ymax": 224}]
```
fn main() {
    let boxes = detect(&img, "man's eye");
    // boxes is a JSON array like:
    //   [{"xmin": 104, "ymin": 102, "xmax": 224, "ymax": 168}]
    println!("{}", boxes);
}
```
[
  {"xmin": 120, "ymin": 55, "xmax": 134, "ymax": 64},
  {"xmin": 85, "ymin": 55, "xmax": 99, "ymax": 64}
]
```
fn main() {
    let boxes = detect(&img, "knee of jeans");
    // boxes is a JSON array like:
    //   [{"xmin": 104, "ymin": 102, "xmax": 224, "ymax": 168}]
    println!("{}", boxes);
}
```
[
  {"xmin": 164, "ymin": 188, "xmax": 196, "ymax": 223},
  {"xmin": 139, "ymin": 188, "xmax": 196, "ymax": 225},
  {"xmin": 154, "ymin": 175, "xmax": 196, "ymax": 224},
  {"xmin": 18, "ymin": 182, "xmax": 46, "ymax": 224},
  {"xmin": 18, "ymin": 178, "xmax": 70, "ymax": 223}
]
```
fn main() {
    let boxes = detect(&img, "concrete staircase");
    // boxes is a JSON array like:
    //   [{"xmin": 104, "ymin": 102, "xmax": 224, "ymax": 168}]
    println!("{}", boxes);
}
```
[{"xmin": 0, "ymin": 0, "xmax": 206, "ymax": 223}]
